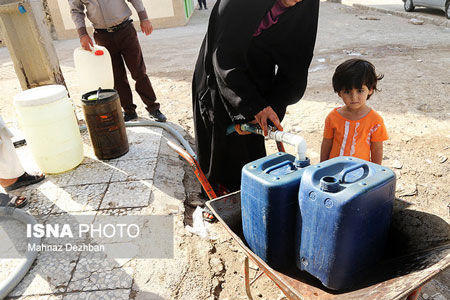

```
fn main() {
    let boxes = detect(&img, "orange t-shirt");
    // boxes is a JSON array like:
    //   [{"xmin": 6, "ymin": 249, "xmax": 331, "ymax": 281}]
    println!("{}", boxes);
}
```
[{"xmin": 323, "ymin": 108, "xmax": 388, "ymax": 161}]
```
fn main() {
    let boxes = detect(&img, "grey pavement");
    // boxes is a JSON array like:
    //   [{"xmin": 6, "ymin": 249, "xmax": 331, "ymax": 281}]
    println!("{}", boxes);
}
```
[{"xmin": 340, "ymin": 0, "xmax": 450, "ymax": 27}]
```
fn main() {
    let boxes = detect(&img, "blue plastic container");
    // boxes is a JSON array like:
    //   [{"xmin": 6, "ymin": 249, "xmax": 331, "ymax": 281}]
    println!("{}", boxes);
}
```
[
  {"xmin": 241, "ymin": 152, "xmax": 309, "ymax": 270},
  {"xmin": 297, "ymin": 156, "xmax": 396, "ymax": 290}
]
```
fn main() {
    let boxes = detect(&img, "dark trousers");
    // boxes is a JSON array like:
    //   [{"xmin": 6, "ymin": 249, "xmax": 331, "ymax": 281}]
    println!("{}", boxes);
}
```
[
  {"xmin": 94, "ymin": 23, "xmax": 159, "ymax": 113},
  {"xmin": 198, "ymin": 0, "xmax": 207, "ymax": 9}
]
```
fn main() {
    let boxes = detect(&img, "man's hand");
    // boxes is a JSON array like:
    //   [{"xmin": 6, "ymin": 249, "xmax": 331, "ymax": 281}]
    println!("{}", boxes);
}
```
[
  {"xmin": 80, "ymin": 34, "xmax": 93, "ymax": 51},
  {"xmin": 140, "ymin": 19, "xmax": 153, "ymax": 36},
  {"xmin": 254, "ymin": 106, "xmax": 283, "ymax": 136}
]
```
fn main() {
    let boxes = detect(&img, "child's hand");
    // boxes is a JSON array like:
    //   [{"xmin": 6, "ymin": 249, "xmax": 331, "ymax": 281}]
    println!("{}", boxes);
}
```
[{"xmin": 370, "ymin": 141, "xmax": 383, "ymax": 165}]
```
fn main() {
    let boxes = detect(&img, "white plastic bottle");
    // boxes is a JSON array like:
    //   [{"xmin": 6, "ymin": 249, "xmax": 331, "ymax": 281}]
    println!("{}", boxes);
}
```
[
  {"xmin": 73, "ymin": 45, "xmax": 114, "ymax": 94},
  {"xmin": 13, "ymin": 85, "xmax": 84, "ymax": 174}
]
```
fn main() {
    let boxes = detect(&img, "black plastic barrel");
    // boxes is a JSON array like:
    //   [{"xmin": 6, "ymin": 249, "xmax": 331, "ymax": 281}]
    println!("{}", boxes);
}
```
[{"xmin": 81, "ymin": 89, "xmax": 128, "ymax": 160}]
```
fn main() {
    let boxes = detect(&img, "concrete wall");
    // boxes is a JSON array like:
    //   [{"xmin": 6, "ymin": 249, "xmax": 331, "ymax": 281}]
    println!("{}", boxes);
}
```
[
  {"xmin": 0, "ymin": 0, "xmax": 65, "ymax": 88},
  {"xmin": 47, "ymin": 0, "xmax": 194, "ymax": 40}
]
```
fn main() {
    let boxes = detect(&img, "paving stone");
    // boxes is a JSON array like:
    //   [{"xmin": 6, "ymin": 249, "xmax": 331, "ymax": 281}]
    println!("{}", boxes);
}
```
[
  {"xmin": 42, "ymin": 213, "xmax": 96, "ymax": 245},
  {"xmin": 8, "ymin": 251, "xmax": 78, "ymax": 297},
  {"xmin": 51, "ymin": 183, "xmax": 108, "ymax": 213},
  {"xmin": 16, "ymin": 295, "xmax": 63, "ymax": 300},
  {"xmin": 66, "ymin": 162, "xmax": 116, "ymax": 186},
  {"xmin": 63, "ymin": 289, "xmax": 130, "ymax": 300},
  {"xmin": 153, "ymin": 156, "xmax": 185, "ymax": 183},
  {"xmin": 111, "ymin": 158, "xmax": 158, "ymax": 182},
  {"xmin": 67, "ymin": 251, "xmax": 133, "ymax": 292},
  {"xmin": 86, "ymin": 212, "xmax": 174, "ymax": 260},
  {"xmin": 150, "ymin": 155, "xmax": 185, "ymax": 214},
  {"xmin": 150, "ymin": 182, "xmax": 184, "ymax": 215},
  {"xmin": 100, "ymin": 181, "xmax": 153, "ymax": 209},
  {"xmin": 117, "ymin": 127, "xmax": 162, "ymax": 160},
  {"xmin": 23, "ymin": 181, "xmax": 61, "ymax": 216}
]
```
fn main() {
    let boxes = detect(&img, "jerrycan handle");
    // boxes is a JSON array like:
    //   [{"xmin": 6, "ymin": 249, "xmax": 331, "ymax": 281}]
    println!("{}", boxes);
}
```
[
  {"xmin": 339, "ymin": 163, "xmax": 369, "ymax": 183},
  {"xmin": 264, "ymin": 160, "xmax": 295, "ymax": 174}
]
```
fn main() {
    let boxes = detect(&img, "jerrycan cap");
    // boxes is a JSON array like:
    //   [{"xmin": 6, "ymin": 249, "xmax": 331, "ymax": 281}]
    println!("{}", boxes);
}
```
[
  {"xmin": 320, "ymin": 176, "xmax": 340, "ymax": 192},
  {"xmin": 94, "ymin": 50, "xmax": 104, "ymax": 56}
]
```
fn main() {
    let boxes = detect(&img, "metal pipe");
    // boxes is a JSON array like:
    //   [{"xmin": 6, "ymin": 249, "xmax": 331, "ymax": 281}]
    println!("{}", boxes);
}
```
[
  {"xmin": 240, "ymin": 124, "xmax": 307, "ymax": 161},
  {"xmin": 80, "ymin": 120, "xmax": 197, "ymax": 160}
]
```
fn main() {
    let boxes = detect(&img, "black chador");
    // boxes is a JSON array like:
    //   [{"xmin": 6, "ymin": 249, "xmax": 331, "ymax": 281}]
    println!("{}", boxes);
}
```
[{"xmin": 192, "ymin": 0, "xmax": 319, "ymax": 193}]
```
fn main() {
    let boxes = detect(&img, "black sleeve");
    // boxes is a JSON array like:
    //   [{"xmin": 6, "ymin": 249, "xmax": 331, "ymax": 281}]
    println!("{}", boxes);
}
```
[
  {"xmin": 264, "ymin": 0, "xmax": 319, "ymax": 116},
  {"xmin": 211, "ymin": 0, "xmax": 273, "ymax": 122}
]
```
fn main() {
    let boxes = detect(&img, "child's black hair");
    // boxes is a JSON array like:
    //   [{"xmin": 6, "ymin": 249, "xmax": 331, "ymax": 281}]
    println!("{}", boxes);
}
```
[{"xmin": 332, "ymin": 59, "xmax": 384, "ymax": 99}]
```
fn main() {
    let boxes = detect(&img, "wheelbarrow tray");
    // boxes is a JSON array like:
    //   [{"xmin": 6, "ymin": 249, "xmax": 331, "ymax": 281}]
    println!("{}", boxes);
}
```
[{"xmin": 206, "ymin": 191, "xmax": 450, "ymax": 300}]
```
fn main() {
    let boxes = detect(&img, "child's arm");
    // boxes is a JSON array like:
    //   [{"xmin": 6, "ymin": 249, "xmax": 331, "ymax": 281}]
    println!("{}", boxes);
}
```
[
  {"xmin": 320, "ymin": 138, "xmax": 333, "ymax": 162},
  {"xmin": 370, "ymin": 141, "xmax": 383, "ymax": 165}
]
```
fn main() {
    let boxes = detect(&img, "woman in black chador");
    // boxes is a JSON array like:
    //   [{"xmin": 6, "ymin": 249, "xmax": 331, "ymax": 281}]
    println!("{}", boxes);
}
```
[{"xmin": 192, "ymin": 0, "xmax": 319, "ymax": 194}]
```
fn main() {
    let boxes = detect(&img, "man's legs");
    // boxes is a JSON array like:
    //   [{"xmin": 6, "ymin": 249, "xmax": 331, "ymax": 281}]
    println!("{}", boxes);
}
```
[
  {"xmin": 94, "ymin": 31, "xmax": 136, "ymax": 114},
  {"xmin": 117, "ymin": 24, "xmax": 160, "ymax": 113}
]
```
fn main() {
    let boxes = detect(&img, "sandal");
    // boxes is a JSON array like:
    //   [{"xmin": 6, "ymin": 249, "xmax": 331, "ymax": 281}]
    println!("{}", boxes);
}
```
[
  {"xmin": 5, "ymin": 172, "xmax": 45, "ymax": 192},
  {"xmin": 202, "ymin": 207, "xmax": 216, "ymax": 223},
  {"xmin": 0, "ymin": 193, "xmax": 28, "ymax": 208}
]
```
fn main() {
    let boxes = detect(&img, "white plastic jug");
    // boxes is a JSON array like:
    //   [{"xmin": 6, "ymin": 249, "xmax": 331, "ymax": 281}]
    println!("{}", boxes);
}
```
[
  {"xmin": 73, "ymin": 45, "xmax": 114, "ymax": 94},
  {"xmin": 13, "ymin": 85, "xmax": 84, "ymax": 174}
]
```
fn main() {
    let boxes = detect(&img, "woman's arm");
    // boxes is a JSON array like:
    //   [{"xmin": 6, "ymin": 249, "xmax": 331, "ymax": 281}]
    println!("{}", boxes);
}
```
[
  {"xmin": 320, "ymin": 138, "xmax": 333, "ymax": 162},
  {"xmin": 370, "ymin": 141, "xmax": 383, "ymax": 165}
]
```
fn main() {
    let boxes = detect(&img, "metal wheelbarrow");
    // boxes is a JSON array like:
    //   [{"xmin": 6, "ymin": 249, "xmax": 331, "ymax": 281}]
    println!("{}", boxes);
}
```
[
  {"xmin": 168, "ymin": 124, "xmax": 450, "ymax": 300},
  {"xmin": 205, "ymin": 192, "xmax": 449, "ymax": 300}
]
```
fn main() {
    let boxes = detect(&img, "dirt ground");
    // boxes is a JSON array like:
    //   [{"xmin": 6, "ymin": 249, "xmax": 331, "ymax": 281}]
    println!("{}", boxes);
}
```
[{"xmin": 0, "ymin": 1, "xmax": 449, "ymax": 299}]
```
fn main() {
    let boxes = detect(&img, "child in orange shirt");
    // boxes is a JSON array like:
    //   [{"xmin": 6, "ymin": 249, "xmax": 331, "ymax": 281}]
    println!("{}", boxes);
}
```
[{"xmin": 320, "ymin": 59, "xmax": 388, "ymax": 165}]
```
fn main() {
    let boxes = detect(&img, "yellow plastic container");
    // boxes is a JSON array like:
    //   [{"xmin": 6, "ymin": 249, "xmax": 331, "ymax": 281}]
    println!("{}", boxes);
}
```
[
  {"xmin": 13, "ymin": 85, "xmax": 84, "ymax": 174},
  {"xmin": 73, "ymin": 45, "xmax": 114, "ymax": 94}
]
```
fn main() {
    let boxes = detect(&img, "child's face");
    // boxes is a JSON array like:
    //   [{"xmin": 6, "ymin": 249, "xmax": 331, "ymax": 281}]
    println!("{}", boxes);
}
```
[{"xmin": 338, "ymin": 85, "xmax": 373, "ymax": 110}]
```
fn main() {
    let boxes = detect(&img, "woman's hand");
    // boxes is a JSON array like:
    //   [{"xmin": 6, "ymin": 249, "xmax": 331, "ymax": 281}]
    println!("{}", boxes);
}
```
[{"xmin": 254, "ymin": 106, "xmax": 283, "ymax": 136}]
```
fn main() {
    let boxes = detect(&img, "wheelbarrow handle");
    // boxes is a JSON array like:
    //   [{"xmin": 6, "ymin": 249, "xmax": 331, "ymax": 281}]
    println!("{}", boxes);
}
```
[{"xmin": 167, "ymin": 141, "xmax": 217, "ymax": 200}]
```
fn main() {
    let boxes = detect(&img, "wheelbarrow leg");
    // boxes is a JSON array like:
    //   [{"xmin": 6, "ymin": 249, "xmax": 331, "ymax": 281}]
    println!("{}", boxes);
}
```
[{"xmin": 244, "ymin": 256, "xmax": 254, "ymax": 300}]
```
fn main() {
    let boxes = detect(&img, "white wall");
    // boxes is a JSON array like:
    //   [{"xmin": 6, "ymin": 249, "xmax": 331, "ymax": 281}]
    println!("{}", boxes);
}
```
[{"xmin": 57, "ymin": 0, "xmax": 175, "ymax": 30}]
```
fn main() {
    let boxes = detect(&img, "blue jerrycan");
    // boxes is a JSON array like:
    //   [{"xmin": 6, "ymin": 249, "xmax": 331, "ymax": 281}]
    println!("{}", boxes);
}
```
[
  {"xmin": 241, "ymin": 152, "xmax": 310, "ymax": 270},
  {"xmin": 297, "ymin": 156, "xmax": 396, "ymax": 290}
]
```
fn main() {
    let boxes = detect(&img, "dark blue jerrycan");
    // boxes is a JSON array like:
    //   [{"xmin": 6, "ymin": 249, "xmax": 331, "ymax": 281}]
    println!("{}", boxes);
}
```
[
  {"xmin": 297, "ymin": 156, "xmax": 396, "ymax": 290},
  {"xmin": 241, "ymin": 152, "xmax": 310, "ymax": 270}
]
